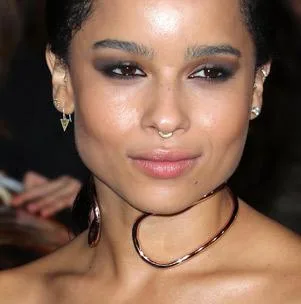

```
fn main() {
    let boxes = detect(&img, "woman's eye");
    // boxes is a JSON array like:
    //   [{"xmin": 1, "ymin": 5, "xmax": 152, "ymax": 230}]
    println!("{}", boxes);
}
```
[
  {"xmin": 103, "ymin": 63, "xmax": 146, "ymax": 79},
  {"xmin": 189, "ymin": 67, "xmax": 231, "ymax": 81}
]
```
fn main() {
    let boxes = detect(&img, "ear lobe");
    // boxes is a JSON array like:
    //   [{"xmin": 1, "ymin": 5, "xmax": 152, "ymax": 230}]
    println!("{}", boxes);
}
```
[{"xmin": 45, "ymin": 47, "xmax": 74, "ymax": 115}]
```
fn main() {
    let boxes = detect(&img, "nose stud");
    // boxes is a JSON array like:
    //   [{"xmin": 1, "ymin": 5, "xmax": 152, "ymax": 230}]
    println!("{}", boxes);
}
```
[{"xmin": 158, "ymin": 130, "xmax": 173, "ymax": 139}]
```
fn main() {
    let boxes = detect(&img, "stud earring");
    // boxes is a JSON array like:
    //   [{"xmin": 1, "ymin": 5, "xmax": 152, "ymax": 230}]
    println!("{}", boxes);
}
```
[
  {"xmin": 261, "ymin": 69, "xmax": 268, "ymax": 81},
  {"xmin": 251, "ymin": 106, "xmax": 261, "ymax": 118},
  {"xmin": 53, "ymin": 98, "xmax": 61, "ymax": 110},
  {"xmin": 53, "ymin": 98, "xmax": 72, "ymax": 132}
]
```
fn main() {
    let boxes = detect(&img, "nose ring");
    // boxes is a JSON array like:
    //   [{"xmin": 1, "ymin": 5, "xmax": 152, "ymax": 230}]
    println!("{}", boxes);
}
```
[{"xmin": 158, "ymin": 130, "xmax": 173, "ymax": 139}]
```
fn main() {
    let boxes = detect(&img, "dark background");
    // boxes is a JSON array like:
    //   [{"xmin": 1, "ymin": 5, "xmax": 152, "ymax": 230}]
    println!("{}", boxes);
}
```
[{"xmin": 1, "ymin": 0, "xmax": 301, "ymax": 235}]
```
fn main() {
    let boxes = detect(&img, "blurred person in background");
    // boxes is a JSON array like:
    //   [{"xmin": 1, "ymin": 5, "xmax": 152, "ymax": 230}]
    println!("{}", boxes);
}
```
[{"xmin": 0, "ymin": 0, "xmax": 89, "ymax": 219}]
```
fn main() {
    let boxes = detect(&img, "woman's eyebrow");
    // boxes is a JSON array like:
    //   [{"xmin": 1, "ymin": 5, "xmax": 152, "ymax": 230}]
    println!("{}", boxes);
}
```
[
  {"xmin": 185, "ymin": 44, "xmax": 241, "ymax": 59},
  {"xmin": 92, "ymin": 40, "xmax": 241, "ymax": 61},
  {"xmin": 92, "ymin": 39, "xmax": 154, "ymax": 58}
]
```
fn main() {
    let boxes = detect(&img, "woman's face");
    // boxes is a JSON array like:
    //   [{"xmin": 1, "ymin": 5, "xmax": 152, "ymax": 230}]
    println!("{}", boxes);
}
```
[{"xmin": 64, "ymin": 0, "xmax": 260, "ymax": 214}]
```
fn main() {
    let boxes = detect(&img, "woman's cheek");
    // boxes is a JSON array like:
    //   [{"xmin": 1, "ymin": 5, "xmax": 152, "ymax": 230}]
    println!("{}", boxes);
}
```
[
  {"xmin": 193, "ymin": 88, "xmax": 251, "ymax": 171},
  {"xmin": 74, "ymin": 83, "xmax": 142, "ymax": 139},
  {"xmin": 194, "ymin": 88, "xmax": 250, "ymax": 132}
]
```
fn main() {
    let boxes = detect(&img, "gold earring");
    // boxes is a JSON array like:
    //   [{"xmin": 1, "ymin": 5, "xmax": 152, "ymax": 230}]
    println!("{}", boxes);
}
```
[
  {"xmin": 60, "ymin": 109, "xmax": 71, "ymax": 132},
  {"xmin": 53, "ymin": 99, "xmax": 72, "ymax": 132}
]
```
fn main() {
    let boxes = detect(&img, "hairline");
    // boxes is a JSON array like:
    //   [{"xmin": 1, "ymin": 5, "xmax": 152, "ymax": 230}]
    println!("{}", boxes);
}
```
[{"xmin": 60, "ymin": 0, "xmax": 261, "ymax": 66}]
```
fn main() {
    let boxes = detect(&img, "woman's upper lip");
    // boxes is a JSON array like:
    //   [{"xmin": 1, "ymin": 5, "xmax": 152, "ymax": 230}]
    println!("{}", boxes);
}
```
[{"xmin": 129, "ymin": 150, "xmax": 200, "ymax": 162}]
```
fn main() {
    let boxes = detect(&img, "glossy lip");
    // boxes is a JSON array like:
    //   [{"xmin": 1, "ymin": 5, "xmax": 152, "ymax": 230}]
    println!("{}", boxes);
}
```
[{"xmin": 129, "ymin": 150, "xmax": 200, "ymax": 179}]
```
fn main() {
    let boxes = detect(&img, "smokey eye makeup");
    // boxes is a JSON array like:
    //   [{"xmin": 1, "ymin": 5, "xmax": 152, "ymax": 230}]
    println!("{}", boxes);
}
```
[
  {"xmin": 187, "ymin": 57, "xmax": 240, "ymax": 83},
  {"xmin": 188, "ymin": 64, "xmax": 236, "ymax": 82},
  {"xmin": 92, "ymin": 58, "xmax": 238, "ymax": 83},
  {"xmin": 93, "ymin": 59, "xmax": 147, "ymax": 80}
]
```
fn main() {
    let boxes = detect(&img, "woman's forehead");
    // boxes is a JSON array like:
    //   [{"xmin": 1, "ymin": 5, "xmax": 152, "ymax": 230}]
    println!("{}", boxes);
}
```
[
  {"xmin": 79, "ymin": 0, "xmax": 249, "ymax": 48},
  {"xmin": 92, "ymin": 0, "xmax": 242, "ymax": 19}
]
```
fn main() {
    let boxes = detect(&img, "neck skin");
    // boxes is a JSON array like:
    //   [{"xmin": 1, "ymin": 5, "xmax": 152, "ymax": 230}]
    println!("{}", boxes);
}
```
[{"xmin": 87, "ymin": 184, "xmax": 232, "ymax": 284}]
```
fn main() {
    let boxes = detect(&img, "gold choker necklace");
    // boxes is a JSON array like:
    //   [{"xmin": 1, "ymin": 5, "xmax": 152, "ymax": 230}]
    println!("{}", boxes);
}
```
[{"xmin": 132, "ymin": 184, "xmax": 238, "ymax": 269}]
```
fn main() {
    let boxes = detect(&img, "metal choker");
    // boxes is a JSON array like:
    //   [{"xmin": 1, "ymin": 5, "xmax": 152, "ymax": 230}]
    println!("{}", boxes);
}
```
[{"xmin": 132, "ymin": 184, "xmax": 239, "ymax": 269}]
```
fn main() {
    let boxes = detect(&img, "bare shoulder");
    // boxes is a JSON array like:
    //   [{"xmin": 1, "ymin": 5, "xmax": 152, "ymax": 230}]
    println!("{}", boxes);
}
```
[
  {"xmin": 236, "ymin": 201, "xmax": 301, "ymax": 267},
  {"xmin": 0, "ymin": 269, "xmax": 47, "ymax": 304},
  {"xmin": 238, "ymin": 201, "xmax": 301, "ymax": 254},
  {"xmin": 234, "ymin": 201, "xmax": 301, "ymax": 301},
  {"xmin": 0, "ymin": 232, "xmax": 90, "ymax": 303},
  {"xmin": 243, "ymin": 266, "xmax": 301, "ymax": 303},
  {"xmin": 28, "ymin": 232, "xmax": 90, "ymax": 272}
]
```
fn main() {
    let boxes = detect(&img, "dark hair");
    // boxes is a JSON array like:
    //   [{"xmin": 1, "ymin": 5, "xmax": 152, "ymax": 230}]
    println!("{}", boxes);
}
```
[
  {"xmin": 46, "ymin": 0, "xmax": 94, "ymax": 62},
  {"xmin": 46, "ymin": 0, "xmax": 275, "ymax": 66},
  {"xmin": 45, "ymin": 0, "xmax": 278, "ymax": 234}
]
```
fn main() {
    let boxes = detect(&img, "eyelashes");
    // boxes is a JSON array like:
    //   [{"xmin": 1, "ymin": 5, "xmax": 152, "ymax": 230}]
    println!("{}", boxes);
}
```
[
  {"xmin": 188, "ymin": 65, "xmax": 234, "ymax": 82},
  {"xmin": 93, "ymin": 60, "xmax": 235, "ymax": 82},
  {"xmin": 94, "ymin": 61, "xmax": 146, "ymax": 79}
]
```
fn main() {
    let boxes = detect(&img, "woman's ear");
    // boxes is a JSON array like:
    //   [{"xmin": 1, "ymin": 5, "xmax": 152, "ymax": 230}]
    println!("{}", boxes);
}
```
[
  {"xmin": 45, "ymin": 46, "xmax": 75, "ymax": 115},
  {"xmin": 250, "ymin": 62, "xmax": 271, "ymax": 120}
]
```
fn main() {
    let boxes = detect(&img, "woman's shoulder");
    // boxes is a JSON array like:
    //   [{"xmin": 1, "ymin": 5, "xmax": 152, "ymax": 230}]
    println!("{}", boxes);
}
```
[
  {"xmin": 0, "ymin": 269, "xmax": 48, "ymax": 304},
  {"xmin": 237, "ymin": 201, "xmax": 301, "ymax": 264},
  {"xmin": 193, "ymin": 202, "xmax": 301, "ymax": 302},
  {"xmin": 0, "ymin": 231, "xmax": 90, "ymax": 303},
  {"xmin": 235, "ymin": 202, "xmax": 301, "ymax": 285}
]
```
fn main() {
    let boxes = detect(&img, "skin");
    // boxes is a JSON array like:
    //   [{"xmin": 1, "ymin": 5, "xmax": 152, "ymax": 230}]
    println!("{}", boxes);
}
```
[{"xmin": 1, "ymin": 0, "xmax": 301, "ymax": 303}]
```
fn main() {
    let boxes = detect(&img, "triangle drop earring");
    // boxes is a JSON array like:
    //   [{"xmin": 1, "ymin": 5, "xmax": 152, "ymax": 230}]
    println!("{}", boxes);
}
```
[
  {"xmin": 54, "ymin": 98, "xmax": 72, "ymax": 132},
  {"xmin": 60, "ymin": 109, "xmax": 71, "ymax": 132}
]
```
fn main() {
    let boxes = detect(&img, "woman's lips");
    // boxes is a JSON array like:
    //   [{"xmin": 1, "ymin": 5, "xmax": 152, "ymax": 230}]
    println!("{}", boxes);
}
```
[{"xmin": 130, "ymin": 151, "xmax": 199, "ymax": 179}]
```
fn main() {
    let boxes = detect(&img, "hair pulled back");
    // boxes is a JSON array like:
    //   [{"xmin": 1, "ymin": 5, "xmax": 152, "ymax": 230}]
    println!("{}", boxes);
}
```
[
  {"xmin": 45, "ymin": 0, "xmax": 278, "ymax": 234},
  {"xmin": 46, "ymin": 0, "xmax": 276, "ymax": 65}
]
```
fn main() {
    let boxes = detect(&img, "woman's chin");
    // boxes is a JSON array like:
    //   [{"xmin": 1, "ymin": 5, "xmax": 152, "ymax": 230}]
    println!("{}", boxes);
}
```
[{"xmin": 126, "ymin": 190, "xmax": 201, "ymax": 216}]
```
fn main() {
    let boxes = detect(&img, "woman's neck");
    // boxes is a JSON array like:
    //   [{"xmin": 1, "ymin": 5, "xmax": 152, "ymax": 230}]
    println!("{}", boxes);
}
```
[{"xmin": 88, "ymin": 186, "xmax": 232, "ymax": 282}]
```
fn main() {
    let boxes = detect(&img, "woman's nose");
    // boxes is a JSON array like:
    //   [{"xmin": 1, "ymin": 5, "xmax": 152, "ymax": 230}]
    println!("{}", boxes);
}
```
[{"xmin": 141, "ymin": 83, "xmax": 190, "ymax": 137}]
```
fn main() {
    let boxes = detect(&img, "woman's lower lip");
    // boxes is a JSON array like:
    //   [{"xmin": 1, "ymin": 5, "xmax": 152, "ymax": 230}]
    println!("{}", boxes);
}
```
[{"xmin": 132, "ymin": 159, "xmax": 197, "ymax": 179}]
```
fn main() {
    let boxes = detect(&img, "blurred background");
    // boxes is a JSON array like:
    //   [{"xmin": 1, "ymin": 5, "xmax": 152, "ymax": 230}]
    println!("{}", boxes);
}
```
[
  {"xmin": 0, "ymin": 0, "xmax": 88, "ymax": 270},
  {"xmin": 0, "ymin": 0, "xmax": 301, "ymax": 269}
]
